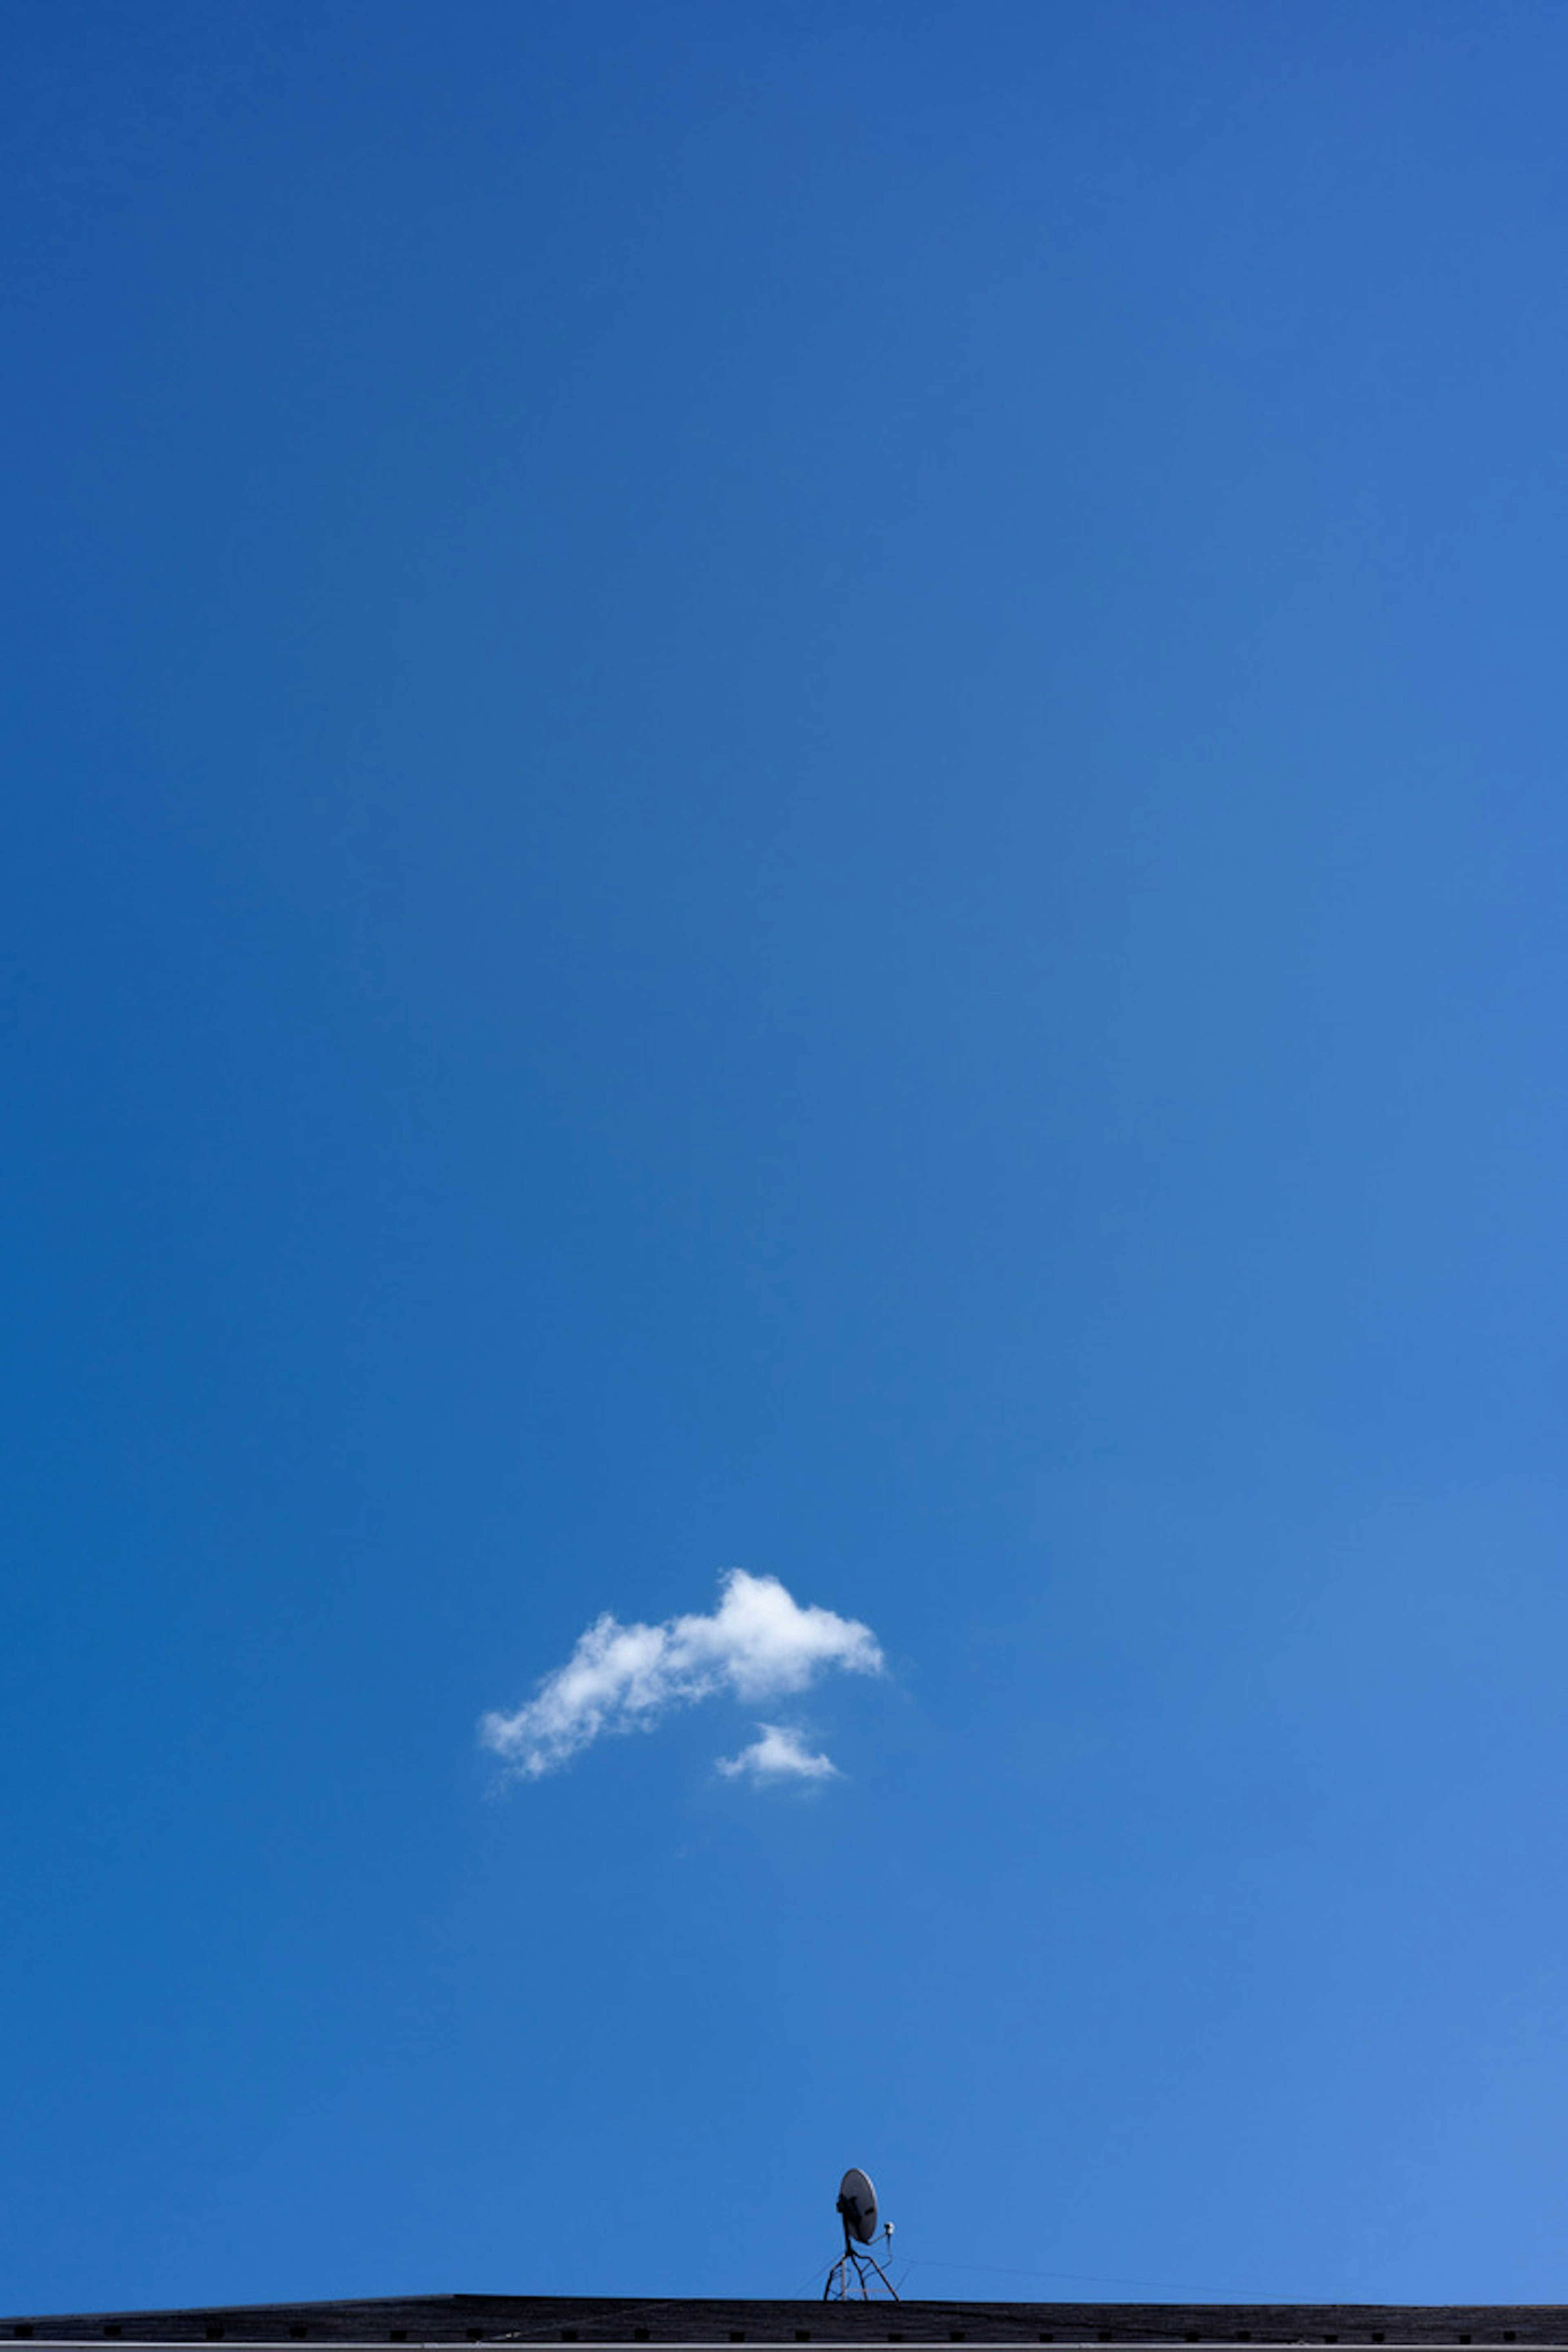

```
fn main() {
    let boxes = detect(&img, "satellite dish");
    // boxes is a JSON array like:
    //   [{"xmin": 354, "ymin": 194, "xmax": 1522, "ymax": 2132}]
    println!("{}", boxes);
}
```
[
  {"xmin": 837, "ymin": 2167, "xmax": 878, "ymax": 2246},
  {"xmin": 824, "ymin": 2165, "xmax": 897, "ymax": 2302}
]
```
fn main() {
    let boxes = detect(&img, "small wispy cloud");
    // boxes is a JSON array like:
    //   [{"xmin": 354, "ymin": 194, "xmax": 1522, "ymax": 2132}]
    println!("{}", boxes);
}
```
[
  {"xmin": 715, "ymin": 1724, "xmax": 842, "ymax": 1786},
  {"xmin": 479, "ymin": 1569, "xmax": 883, "ymax": 1783}
]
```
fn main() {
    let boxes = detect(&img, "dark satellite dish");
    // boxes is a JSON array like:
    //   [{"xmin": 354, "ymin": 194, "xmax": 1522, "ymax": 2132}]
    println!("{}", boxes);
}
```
[
  {"xmin": 837, "ymin": 2168, "xmax": 878, "ymax": 2246},
  {"xmin": 824, "ymin": 2164, "xmax": 896, "ymax": 2300}
]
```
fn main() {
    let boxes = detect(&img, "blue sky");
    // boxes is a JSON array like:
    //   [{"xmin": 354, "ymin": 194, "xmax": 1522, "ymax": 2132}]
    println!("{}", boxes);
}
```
[{"xmin": 5, "ymin": 0, "xmax": 1568, "ymax": 2318}]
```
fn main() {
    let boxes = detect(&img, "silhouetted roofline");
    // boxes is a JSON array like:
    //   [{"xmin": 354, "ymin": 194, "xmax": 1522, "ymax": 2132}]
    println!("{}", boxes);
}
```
[{"xmin": 3, "ymin": 2301, "xmax": 1566, "ymax": 2349}]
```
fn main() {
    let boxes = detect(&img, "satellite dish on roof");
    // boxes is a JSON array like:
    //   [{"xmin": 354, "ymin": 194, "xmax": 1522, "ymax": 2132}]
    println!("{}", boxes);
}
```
[
  {"xmin": 837, "ymin": 2168, "xmax": 878, "ymax": 2246},
  {"xmin": 825, "ymin": 2167, "xmax": 897, "ymax": 2301}
]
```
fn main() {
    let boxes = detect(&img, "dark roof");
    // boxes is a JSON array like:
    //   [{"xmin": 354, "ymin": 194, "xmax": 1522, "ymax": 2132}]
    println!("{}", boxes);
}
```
[{"xmin": 0, "ymin": 2302, "xmax": 1564, "ymax": 2348}]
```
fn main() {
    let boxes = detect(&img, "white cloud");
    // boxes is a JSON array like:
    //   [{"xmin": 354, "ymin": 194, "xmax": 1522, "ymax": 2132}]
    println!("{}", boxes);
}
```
[
  {"xmin": 479, "ymin": 1569, "xmax": 883, "ymax": 1781},
  {"xmin": 715, "ymin": 1724, "xmax": 842, "ymax": 1785}
]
